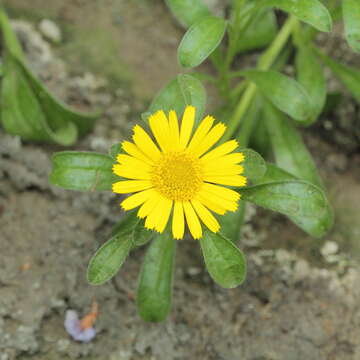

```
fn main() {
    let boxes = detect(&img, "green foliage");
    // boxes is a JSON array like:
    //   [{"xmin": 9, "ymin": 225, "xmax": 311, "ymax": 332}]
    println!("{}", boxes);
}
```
[
  {"xmin": 44, "ymin": 0, "xmax": 360, "ymax": 321},
  {"xmin": 295, "ymin": 45, "xmax": 326, "ymax": 125},
  {"xmin": 50, "ymin": 152, "xmax": 116, "ymax": 191},
  {"xmin": 146, "ymin": 74, "xmax": 206, "ymax": 126},
  {"xmin": 241, "ymin": 166, "xmax": 333, "ymax": 238},
  {"xmin": 343, "ymin": 0, "xmax": 360, "ymax": 52},
  {"xmin": 178, "ymin": 16, "xmax": 227, "ymax": 68},
  {"xmin": 137, "ymin": 232, "xmax": 176, "ymax": 322},
  {"xmin": 241, "ymin": 69, "xmax": 311, "ymax": 122},
  {"xmin": 200, "ymin": 231, "xmax": 246, "ymax": 288},
  {"xmin": 0, "ymin": 7, "xmax": 99, "ymax": 145}
]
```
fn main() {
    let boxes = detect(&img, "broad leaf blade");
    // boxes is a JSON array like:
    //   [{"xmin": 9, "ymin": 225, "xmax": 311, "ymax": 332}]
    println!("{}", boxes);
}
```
[
  {"xmin": 87, "ymin": 213, "xmax": 138, "ymax": 285},
  {"xmin": 241, "ymin": 171, "xmax": 333, "ymax": 238},
  {"xmin": 237, "ymin": 9, "xmax": 277, "ymax": 53},
  {"xmin": 148, "ymin": 74, "xmax": 206, "ymax": 126},
  {"xmin": 200, "ymin": 230, "xmax": 247, "ymax": 288},
  {"xmin": 241, "ymin": 148, "xmax": 267, "ymax": 182},
  {"xmin": 50, "ymin": 151, "xmax": 116, "ymax": 191},
  {"xmin": 137, "ymin": 232, "xmax": 176, "ymax": 322},
  {"xmin": 164, "ymin": 0, "xmax": 210, "ymax": 28},
  {"xmin": 242, "ymin": 70, "xmax": 311, "ymax": 122},
  {"xmin": 263, "ymin": 0, "xmax": 332, "ymax": 32},
  {"xmin": 220, "ymin": 201, "xmax": 246, "ymax": 243},
  {"xmin": 343, "ymin": 0, "xmax": 360, "ymax": 52},
  {"xmin": 178, "ymin": 16, "xmax": 227, "ymax": 68},
  {"xmin": 296, "ymin": 46, "xmax": 326, "ymax": 125},
  {"xmin": 264, "ymin": 102, "xmax": 323, "ymax": 188}
]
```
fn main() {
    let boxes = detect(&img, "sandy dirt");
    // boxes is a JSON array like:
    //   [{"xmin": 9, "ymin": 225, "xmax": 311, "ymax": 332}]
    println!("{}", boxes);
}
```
[{"xmin": 1, "ymin": 1, "xmax": 360, "ymax": 359}]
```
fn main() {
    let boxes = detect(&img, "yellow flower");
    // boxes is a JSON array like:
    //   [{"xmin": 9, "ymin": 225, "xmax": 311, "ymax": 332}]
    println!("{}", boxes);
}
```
[{"xmin": 112, "ymin": 106, "xmax": 246, "ymax": 240}]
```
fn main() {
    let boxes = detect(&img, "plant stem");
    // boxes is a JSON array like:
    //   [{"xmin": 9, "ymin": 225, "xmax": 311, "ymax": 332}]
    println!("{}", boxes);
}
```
[{"xmin": 223, "ymin": 15, "xmax": 298, "ymax": 141}]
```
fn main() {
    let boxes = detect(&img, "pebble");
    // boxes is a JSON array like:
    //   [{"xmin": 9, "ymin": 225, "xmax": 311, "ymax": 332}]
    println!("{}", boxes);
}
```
[
  {"xmin": 39, "ymin": 19, "xmax": 62, "ymax": 44},
  {"xmin": 320, "ymin": 241, "xmax": 339, "ymax": 257}
]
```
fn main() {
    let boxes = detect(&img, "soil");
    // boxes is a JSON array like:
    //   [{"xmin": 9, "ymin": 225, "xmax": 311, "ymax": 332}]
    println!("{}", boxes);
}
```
[{"xmin": 1, "ymin": 1, "xmax": 360, "ymax": 359}]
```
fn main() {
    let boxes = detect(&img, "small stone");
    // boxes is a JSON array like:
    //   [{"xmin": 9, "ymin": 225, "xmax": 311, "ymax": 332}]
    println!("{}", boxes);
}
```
[
  {"xmin": 39, "ymin": 19, "xmax": 62, "ymax": 44},
  {"xmin": 187, "ymin": 267, "xmax": 201, "ymax": 276},
  {"xmin": 57, "ymin": 339, "xmax": 70, "ymax": 352},
  {"xmin": 293, "ymin": 259, "xmax": 310, "ymax": 281},
  {"xmin": 320, "ymin": 241, "xmax": 339, "ymax": 257}
]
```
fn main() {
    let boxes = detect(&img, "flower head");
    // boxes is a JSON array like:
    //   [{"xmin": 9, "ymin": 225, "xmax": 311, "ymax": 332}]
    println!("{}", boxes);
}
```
[{"xmin": 112, "ymin": 106, "xmax": 246, "ymax": 239}]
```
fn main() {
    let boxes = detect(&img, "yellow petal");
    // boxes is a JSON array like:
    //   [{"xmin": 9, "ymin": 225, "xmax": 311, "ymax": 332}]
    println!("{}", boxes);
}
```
[
  {"xmin": 144, "ymin": 195, "xmax": 170, "ymax": 231},
  {"xmin": 201, "ymin": 183, "xmax": 240, "ymax": 202},
  {"xmin": 172, "ymin": 201, "xmax": 185, "ymax": 239},
  {"xmin": 132, "ymin": 125, "xmax": 161, "ymax": 160},
  {"xmin": 149, "ymin": 110, "xmax": 171, "ymax": 152},
  {"xmin": 168, "ymin": 110, "xmax": 180, "ymax": 150},
  {"xmin": 204, "ymin": 165, "xmax": 244, "ymax": 176},
  {"xmin": 192, "ymin": 123, "xmax": 226, "ymax": 157},
  {"xmin": 200, "ymin": 140, "xmax": 238, "ymax": 162},
  {"xmin": 196, "ymin": 193, "xmax": 227, "ymax": 215},
  {"xmin": 112, "ymin": 180, "xmax": 152, "ymax": 194},
  {"xmin": 112, "ymin": 164, "xmax": 151, "ymax": 180},
  {"xmin": 154, "ymin": 198, "xmax": 173, "ymax": 232},
  {"xmin": 116, "ymin": 154, "xmax": 152, "ymax": 172},
  {"xmin": 187, "ymin": 115, "xmax": 214, "ymax": 151},
  {"xmin": 204, "ymin": 175, "xmax": 247, "ymax": 187},
  {"xmin": 121, "ymin": 189, "xmax": 154, "ymax": 210},
  {"xmin": 202, "ymin": 153, "xmax": 245, "ymax": 169},
  {"xmin": 198, "ymin": 188, "xmax": 238, "ymax": 212},
  {"xmin": 183, "ymin": 201, "xmax": 202, "ymax": 239},
  {"xmin": 137, "ymin": 191, "xmax": 159, "ymax": 218},
  {"xmin": 179, "ymin": 105, "xmax": 195, "ymax": 148},
  {"xmin": 121, "ymin": 141, "xmax": 153, "ymax": 165},
  {"xmin": 191, "ymin": 199, "xmax": 220, "ymax": 233}
]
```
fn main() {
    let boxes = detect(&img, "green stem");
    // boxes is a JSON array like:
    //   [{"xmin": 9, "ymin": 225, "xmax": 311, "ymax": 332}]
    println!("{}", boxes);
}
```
[{"xmin": 223, "ymin": 15, "xmax": 298, "ymax": 141}]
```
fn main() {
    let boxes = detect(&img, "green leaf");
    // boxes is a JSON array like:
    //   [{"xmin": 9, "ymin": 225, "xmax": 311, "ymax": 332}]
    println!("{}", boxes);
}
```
[
  {"xmin": 241, "ymin": 69, "xmax": 311, "ymax": 122},
  {"xmin": 137, "ymin": 232, "xmax": 176, "ymax": 322},
  {"xmin": 261, "ymin": 0, "xmax": 332, "ymax": 32},
  {"xmin": 295, "ymin": 46, "xmax": 326, "ymax": 125},
  {"xmin": 87, "ymin": 213, "xmax": 139, "ymax": 285},
  {"xmin": 241, "ymin": 148, "xmax": 267, "ymax": 182},
  {"xmin": 343, "ymin": 0, "xmax": 360, "ymax": 52},
  {"xmin": 264, "ymin": 102, "xmax": 323, "ymax": 188},
  {"xmin": 200, "ymin": 230, "xmax": 246, "ymax": 288},
  {"xmin": 220, "ymin": 201, "xmax": 246, "ymax": 243},
  {"xmin": 148, "ymin": 74, "xmax": 206, "ymax": 126},
  {"xmin": 109, "ymin": 142, "xmax": 121, "ymax": 160},
  {"xmin": 316, "ymin": 50, "xmax": 360, "ymax": 103},
  {"xmin": 178, "ymin": 16, "xmax": 227, "ymax": 68},
  {"xmin": 164, "ymin": 0, "xmax": 211, "ymax": 28},
  {"xmin": 0, "ymin": 11, "xmax": 99, "ymax": 145},
  {"xmin": 254, "ymin": 163, "xmax": 297, "ymax": 184},
  {"xmin": 240, "ymin": 169, "xmax": 333, "ymax": 238},
  {"xmin": 49, "ymin": 151, "xmax": 116, "ymax": 191},
  {"xmin": 237, "ymin": 9, "xmax": 277, "ymax": 53}
]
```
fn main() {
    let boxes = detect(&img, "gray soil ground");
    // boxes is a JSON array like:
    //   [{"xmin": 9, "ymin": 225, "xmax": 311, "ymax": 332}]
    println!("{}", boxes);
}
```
[{"xmin": 1, "ymin": 1, "xmax": 360, "ymax": 359}]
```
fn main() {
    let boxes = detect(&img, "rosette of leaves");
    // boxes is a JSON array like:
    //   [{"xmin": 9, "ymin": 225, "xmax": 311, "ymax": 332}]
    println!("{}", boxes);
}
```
[
  {"xmin": 0, "ymin": 8, "xmax": 99, "ymax": 145},
  {"xmin": 50, "ymin": 73, "xmax": 333, "ymax": 321}
]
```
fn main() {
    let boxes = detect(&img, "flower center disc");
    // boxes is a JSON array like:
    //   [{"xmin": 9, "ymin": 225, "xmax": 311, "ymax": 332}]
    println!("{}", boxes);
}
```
[{"xmin": 151, "ymin": 152, "xmax": 203, "ymax": 201}]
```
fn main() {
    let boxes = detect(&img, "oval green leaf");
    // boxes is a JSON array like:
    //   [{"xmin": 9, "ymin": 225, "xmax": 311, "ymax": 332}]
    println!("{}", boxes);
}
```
[
  {"xmin": 263, "ymin": 0, "xmax": 332, "ymax": 32},
  {"xmin": 87, "ymin": 213, "xmax": 138, "ymax": 285},
  {"xmin": 242, "ymin": 69, "xmax": 311, "ymax": 122},
  {"xmin": 164, "ymin": 0, "xmax": 211, "ymax": 28},
  {"xmin": 343, "ymin": 0, "xmax": 360, "ymax": 52},
  {"xmin": 237, "ymin": 9, "xmax": 277, "ymax": 53},
  {"xmin": 178, "ymin": 16, "xmax": 227, "ymax": 68},
  {"xmin": 264, "ymin": 102, "xmax": 323, "ymax": 188},
  {"xmin": 200, "ymin": 230, "xmax": 246, "ymax": 288},
  {"xmin": 296, "ymin": 46, "xmax": 326, "ymax": 125},
  {"xmin": 49, "ymin": 151, "xmax": 116, "ymax": 191},
  {"xmin": 240, "ymin": 176, "xmax": 333, "ymax": 238},
  {"xmin": 137, "ymin": 232, "xmax": 176, "ymax": 322},
  {"xmin": 148, "ymin": 74, "xmax": 206, "ymax": 126},
  {"xmin": 241, "ymin": 148, "xmax": 267, "ymax": 182},
  {"xmin": 219, "ymin": 201, "xmax": 246, "ymax": 243}
]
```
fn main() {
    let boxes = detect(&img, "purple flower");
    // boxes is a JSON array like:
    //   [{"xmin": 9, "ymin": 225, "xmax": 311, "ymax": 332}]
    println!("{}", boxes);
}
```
[{"xmin": 64, "ymin": 310, "xmax": 96, "ymax": 343}]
